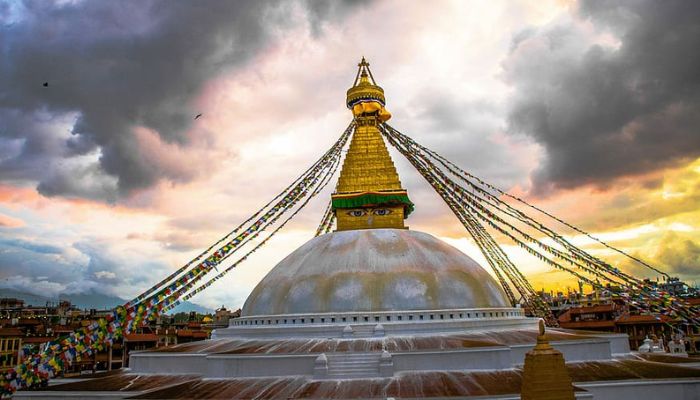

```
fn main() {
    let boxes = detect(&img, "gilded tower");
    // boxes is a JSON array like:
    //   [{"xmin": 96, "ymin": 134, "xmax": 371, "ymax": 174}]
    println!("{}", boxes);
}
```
[{"xmin": 332, "ymin": 58, "xmax": 414, "ymax": 231}]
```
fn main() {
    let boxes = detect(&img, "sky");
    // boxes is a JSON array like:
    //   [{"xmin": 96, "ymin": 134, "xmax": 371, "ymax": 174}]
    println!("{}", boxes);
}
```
[{"xmin": 1, "ymin": 0, "xmax": 699, "ymax": 310}]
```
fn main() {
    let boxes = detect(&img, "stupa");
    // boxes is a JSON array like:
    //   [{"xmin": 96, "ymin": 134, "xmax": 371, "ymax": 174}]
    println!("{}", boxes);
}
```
[{"xmin": 18, "ymin": 59, "xmax": 700, "ymax": 399}]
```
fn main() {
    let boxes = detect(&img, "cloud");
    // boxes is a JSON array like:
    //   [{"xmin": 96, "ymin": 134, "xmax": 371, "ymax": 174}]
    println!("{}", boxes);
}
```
[
  {"xmin": 382, "ymin": 87, "xmax": 541, "ymax": 234},
  {"xmin": 153, "ymin": 231, "xmax": 209, "ymax": 252},
  {"xmin": 652, "ymin": 233, "xmax": 700, "ymax": 277},
  {"xmin": 0, "ymin": 234, "xmax": 174, "ymax": 299},
  {"xmin": 0, "ymin": 276, "xmax": 66, "ymax": 298},
  {"xmin": 610, "ymin": 231, "xmax": 700, "ymax": 283},
  {"xmin": 0, "ymin": 0, "xmax": 365, "ymax": 201},
  {"xmin": 71, "ymin": 240, "xmax": 173, "ymax": 293},
  {"xmin": 503, "ymin": 0, "xmax": 700, "ymax": 194},
  {"xmin": 410, "ymin": 94, "xmax": 537, "ymax": 190},
  {"xmin": 0, "ymin": 237, "xmax": 64, "ymax": 254},
  {"xmin": 0, "ymin": 213, "xmax": 24, "ymax": 228},
  {"xmin": 0, "ymin": 238, "xmax": 87, "ymax": 297},
  {"xmin": 94, "ymin": 270, "xmax": 117, "ymax": 280}
]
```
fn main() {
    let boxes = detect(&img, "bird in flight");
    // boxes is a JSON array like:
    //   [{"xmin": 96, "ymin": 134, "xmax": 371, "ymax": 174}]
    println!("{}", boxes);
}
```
[
  {"xmin": 194, "ymin": 113, "xmax": 203, "ymax": 120},
  {"xmin": 42, "ymin": 82, "xmax": 48, "ymax": 87}
]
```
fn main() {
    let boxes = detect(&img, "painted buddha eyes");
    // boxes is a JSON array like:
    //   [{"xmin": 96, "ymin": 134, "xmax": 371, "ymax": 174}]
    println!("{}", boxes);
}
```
[
  {"xmin": 346, "ymin": 208, "xmax": 392, "ymax": 217},
  {"xmin": 347, "ymin": 210, "xmax": 367, "ymax": 217}
]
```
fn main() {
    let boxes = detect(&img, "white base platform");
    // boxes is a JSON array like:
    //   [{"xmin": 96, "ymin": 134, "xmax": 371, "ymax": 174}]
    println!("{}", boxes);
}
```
[{"xmin": 129, "ymin": 313, "xmax": 631, "ymax": 379}]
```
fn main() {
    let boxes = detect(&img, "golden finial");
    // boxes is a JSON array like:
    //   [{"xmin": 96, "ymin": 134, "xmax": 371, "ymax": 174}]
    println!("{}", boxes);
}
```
[
  {"xmin": 535, "ymin": 318, "xmax": 553, "ymax": 350},
  {"xmin": 347, "ymin": 57, "xmax": 385, "ymax": 109}
]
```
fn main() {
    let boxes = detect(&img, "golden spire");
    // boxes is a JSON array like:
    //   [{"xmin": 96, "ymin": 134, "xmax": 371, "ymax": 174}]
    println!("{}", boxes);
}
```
[
  {"xmin": 520, "ymin": 320, "xmax": 576, "ymax": 400},
  {"xmin": 332, "ymin": 58, "xmax": 413, "ymax": 231},
  {"xmin": 335, "ymin": 123, "xmax": 403, "ymax": 193}
]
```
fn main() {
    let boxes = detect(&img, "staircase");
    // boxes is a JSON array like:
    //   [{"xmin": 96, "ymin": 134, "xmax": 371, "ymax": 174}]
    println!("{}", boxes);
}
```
[{"xmin": 324, "ymin": 352, "xmax": 381, "ymax": 379}]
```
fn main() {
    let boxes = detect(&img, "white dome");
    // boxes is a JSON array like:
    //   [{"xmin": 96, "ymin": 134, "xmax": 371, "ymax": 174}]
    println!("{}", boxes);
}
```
[{"xmin": 242, "ymin": 229, "xmax": 510, "ymax": 316}]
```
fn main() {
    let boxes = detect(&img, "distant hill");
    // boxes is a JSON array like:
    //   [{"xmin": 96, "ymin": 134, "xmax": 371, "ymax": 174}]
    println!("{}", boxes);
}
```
[
  {"xmin": 59, "ymin": 291, "xmax": 126, "ymax": 309},
  {"xmin": 0, "ymin": 288, "xmax": 126, "ymax": 309},
  {"xmin": 166, "ymin": 301, "xmax": 212, "ymax": 314},
  {"xmin": 0, "ymin": 289, "xmax": 50, "ymax": 307},
  {"xmin": 0, "ymin": 288, "xmax": 212, "ymax": 314}
]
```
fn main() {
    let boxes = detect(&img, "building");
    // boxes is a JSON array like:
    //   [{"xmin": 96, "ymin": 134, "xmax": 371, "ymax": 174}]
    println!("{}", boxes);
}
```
[
  {"xmin": 0, "ymin": 298, "xmax": 213, "ymax": 377},
  {"xmin": 0, "ymin": 327, "xmax": 23, "ymax": 373},
  {"xmin": 122, "ymin": 333, "xmax": 159, "ymax": 368},
  {"xmin": 211, "ymin": 306, "xmax": 241, "ymax": 328},
  {"xmin": 0, "ymin": 298, "xmax": 24, "ymax": 313},
  {"xmin": 558, "ymin": 303, "xmax": 618, "ymax": 331},
  {"xmin": 14, "ymin": 59, "xmax": 700, "ymax": 399},
  {"xmin": 555, "ymin": 285, "xmax": 700, "ymax": 353}
]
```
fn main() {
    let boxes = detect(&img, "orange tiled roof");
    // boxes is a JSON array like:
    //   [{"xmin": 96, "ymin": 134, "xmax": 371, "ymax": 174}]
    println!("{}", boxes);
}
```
[
  {"xmin": 685, "ymin": 298, "xmax": 700, "ymax": 306},
  {"xmin": 52, "ymin": 325, "xmax": 75, "ymax": 333},
  {"xmin": 0, "ymin": 327, "xmax": 23, "ymax": 337},
  {"xmin": 177, "ymin": 329, "xmax": 193, "ymax": 338},
  {"xmin": 559, "ymin": 320, "xmax": 616, "ymax": 329},
  {"xmin": 558, "ymin": 304, "xmax": 615, "ymax": 323},
  {"xmin": 176, "ymin": 330, "xmax": 209, "ymax": 339},
  {"xmin": 23, "ymin": 336, "xmax": 57, "ymax": 344},
  {"xmin": 18, "ymin": 318, "xmax": 42, "ymax": 325},
  {"xmin": 615, "ymin": 313, "xmax": 670, "ymax": 324},
  {"xmin": 124, "ymin": 333, "xmax": 159, "ymax": 342},
  {"xmin": 567, "ymin": 304, "xmax": 615, "ymax": 314}
]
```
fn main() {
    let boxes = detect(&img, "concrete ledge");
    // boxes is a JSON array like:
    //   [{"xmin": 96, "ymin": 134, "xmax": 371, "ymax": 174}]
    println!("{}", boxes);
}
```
[
  {"xmin": 229, "ymin": 307, "xmax": 523, "ymax": 326},
  {"xmin": 575, "ymin": 378, "xmax": 700, "ymax": 400},
  {"xmin": 392, "ymin": 347, "xmax": 513, "ymax": 371},
  {"xmin": 215, "ymin": 314, "xmax": 536, "ymax": 339},
  {"xmin": 511, "ymin": 339, "xmax": 612, "ymax": 365},
  {"xmin": 587, "ymin": 332, "xmax": 631, "ymax": 354},
  {"xmin": 129, "ymin": 352, "xmax": 208, "ymax": 374},
  {"xmin": 206, "ymin": 354, "xmax": 316, "ymax": 378}
]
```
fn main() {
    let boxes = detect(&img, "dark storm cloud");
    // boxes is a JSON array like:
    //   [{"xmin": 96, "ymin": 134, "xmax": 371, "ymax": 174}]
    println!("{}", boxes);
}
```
[
  {"xmin": 0, "ymin": 0, "xmax": 363, "ymax": 201},
  {"xmin": 655, "ymin": 236, "xmax": 700, "ymax": 277},
  {"xmin": 617, "ymin": 232, "xmax": 700, "ymax": 282},
  {"xmin": 504, "ymin": 0, "xmax": 700, "ymax": 193}
]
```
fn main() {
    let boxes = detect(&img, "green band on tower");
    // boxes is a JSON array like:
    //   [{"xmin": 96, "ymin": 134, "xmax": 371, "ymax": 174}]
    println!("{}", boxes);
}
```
[{"xmin": 331, "ymin": 192, "xmax": 414, "ymax": 216}]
